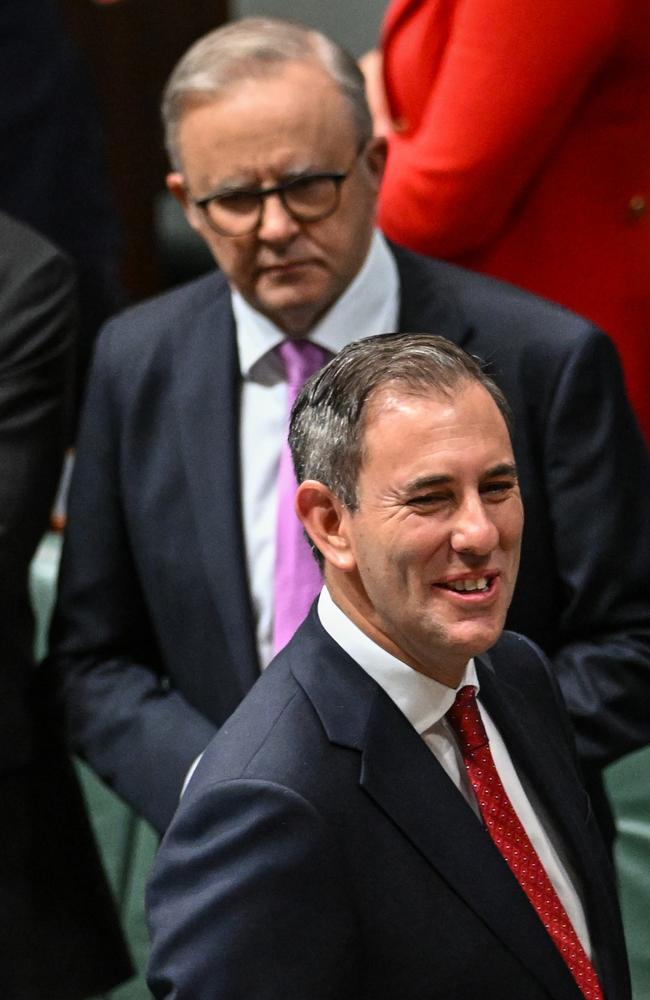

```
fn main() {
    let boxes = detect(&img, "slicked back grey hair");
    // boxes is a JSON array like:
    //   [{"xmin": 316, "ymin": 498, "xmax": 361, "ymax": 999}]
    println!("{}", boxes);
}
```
[
  {"xmin": 162, "ymin": 17, "xmax": 373, "ymax": 170},
  {"xmin": 289, "ymin": 332, "xmax": 514, "ymax": 517}
]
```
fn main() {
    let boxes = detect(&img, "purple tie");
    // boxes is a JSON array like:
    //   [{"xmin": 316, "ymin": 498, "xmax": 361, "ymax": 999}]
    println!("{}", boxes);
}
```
[{"xmin": 273, "ymin": 339, "xmax": 328, "ymax": 653}]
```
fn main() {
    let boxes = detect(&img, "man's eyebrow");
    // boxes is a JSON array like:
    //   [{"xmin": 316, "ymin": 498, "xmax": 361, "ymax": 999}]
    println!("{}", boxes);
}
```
[
  {"xmin": 402, "ymin": 463, "xmax": 518, "ymax": 494},
  {"xmin": 485, "ymin": 462, "xmax": 519, "ymax": 480},
  {"xmin": 402, "ymin": 474, "xmax": 452, "ymax": 493},
  {"xmin": 201, "ymin": 163, "xmax": 323, "ymax": 198},
  {"xmin": 200, "ymin": 179, "xmax": 255, "ymax": 198}
]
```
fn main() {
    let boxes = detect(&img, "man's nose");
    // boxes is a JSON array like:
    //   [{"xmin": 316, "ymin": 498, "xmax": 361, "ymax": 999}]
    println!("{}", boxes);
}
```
[
  {"xmin": 450, "ymin": 497, "xmax": 499, "ymax": 555},
  {"xmin": 256, "ymin": 193, "xmax": 301, "ymax": 243}
]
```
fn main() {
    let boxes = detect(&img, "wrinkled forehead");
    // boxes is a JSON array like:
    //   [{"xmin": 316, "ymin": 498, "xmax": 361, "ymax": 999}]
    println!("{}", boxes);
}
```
[
  {"xmin": 358, "ymin": 379, "xmax": 513, "ymax": 467},
  {"xmin": 361, "ymin": 380, "xmax": 460, "ymax": 433}
]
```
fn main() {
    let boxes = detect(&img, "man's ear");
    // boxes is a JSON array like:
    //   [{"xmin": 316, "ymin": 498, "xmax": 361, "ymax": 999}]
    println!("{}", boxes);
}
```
[
  {"xmin": 295, "ymin": 481, "xmax": 356, "ymax": 573},
  {"xmin": 166, "ymin": 172, "xmax": 204, "ymax": 235},
  {"xmin": 363, "ymin": 135, "xmax": 388, "ymax": 190}
]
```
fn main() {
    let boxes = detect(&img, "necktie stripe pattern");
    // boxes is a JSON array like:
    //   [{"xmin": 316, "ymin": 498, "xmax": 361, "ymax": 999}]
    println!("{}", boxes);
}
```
[
  {"xmin": 446, "ymin": 686, "xmax": 604, "ymax": 1000},
  {"xmin": 272, "ymin": 340, "xmax": 328, "ymax": 654}
]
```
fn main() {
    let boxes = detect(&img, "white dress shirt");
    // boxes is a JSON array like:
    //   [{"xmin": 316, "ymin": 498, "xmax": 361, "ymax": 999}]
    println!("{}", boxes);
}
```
[
  {"xmin": 317, "ymin": 586, "xmax": 595, "ymax": 960},
  {"xmin": 233, "ymin": 230, "xmax": 399, "ymax": 668}
]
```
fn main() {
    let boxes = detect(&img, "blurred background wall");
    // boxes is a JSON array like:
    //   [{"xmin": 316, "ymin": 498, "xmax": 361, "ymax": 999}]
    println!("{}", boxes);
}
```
[{"xmin": 232, "ymin": 0, "xmax": 383, "ymax": 55}]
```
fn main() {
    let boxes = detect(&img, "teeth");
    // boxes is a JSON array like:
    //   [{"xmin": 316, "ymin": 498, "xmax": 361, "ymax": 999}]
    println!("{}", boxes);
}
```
[{"xmin": 446, "ymin": 577, "xmax": 489, "ymax": 593}]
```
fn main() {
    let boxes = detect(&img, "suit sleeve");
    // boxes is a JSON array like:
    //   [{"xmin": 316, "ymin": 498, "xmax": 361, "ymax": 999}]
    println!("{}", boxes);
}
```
[
  {"xmin": 46, "ymin": 330, "xmax": 216, "ymax": 833},
  {"xmin": 541, "ymin": 328, "xmax": 650, "ymax": 769},
  {"xmin": 378, "ymin": 0, "xmax": 619, "ymax": 257},
  {"xmin": 0, "ymin": 231, "xmax": 74, "ymax": 579},
  {"xmin": 0, "ymin": 225, "xmax": 74, "ymax": 771},
  {"xmin": 147, "ymin": 779, "xmax": 358, "ymax": 1000}
]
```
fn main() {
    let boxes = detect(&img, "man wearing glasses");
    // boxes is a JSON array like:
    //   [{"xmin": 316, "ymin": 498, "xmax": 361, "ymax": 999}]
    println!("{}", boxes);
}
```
[{"xmin": 49, "ymin": 17, "xmax": 650, "ymax": 838}]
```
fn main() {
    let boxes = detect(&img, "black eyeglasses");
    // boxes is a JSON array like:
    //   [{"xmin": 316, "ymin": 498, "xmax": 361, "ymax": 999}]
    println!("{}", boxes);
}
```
[{"xmin": 190, "ymin": 146, "xmax": 365, "ymax": 237}]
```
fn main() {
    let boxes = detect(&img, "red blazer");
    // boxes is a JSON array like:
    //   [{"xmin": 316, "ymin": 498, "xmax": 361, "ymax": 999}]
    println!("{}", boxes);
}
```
[{"xmin": 378, "ymin": 0, "xmax": 650, "ymax": 438}]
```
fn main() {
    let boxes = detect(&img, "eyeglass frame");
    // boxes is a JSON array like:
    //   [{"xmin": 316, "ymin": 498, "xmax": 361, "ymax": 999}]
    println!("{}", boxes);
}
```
[{"xmin": 187, "ymin": 143, "xmax": 367, "ymax": 238}]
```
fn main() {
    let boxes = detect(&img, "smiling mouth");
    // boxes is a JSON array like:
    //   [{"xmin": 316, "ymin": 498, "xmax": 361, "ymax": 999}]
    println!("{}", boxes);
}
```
[{"xmin": 437, "ymin": 575, "xmax": 496, "ymax": 594}]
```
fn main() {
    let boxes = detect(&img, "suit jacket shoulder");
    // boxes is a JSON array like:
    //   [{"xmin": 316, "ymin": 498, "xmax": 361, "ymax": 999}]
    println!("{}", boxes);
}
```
[
  {"xmin": 94, "ymin": 270, "xmax": 231, "ymax": 377},
  {"xmin": 394, "ymin": 240, "xmax": 599, "ymax": 348}
]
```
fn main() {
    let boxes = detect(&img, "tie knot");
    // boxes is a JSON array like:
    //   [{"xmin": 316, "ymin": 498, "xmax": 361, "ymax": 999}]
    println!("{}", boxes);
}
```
[
  {"xmin": 446, "ymin": 685, "xmax": 489, "ymax": 756},
  {"xmin": 276, "ymin": 339, "xmax": 328, "ymax": 396}
]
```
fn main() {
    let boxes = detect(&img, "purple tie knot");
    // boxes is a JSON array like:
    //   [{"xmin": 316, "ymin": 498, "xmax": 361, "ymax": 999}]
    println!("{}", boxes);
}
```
[{"xmin": 277, "ymin": 339, "xmax": 328, "ymax": 404}]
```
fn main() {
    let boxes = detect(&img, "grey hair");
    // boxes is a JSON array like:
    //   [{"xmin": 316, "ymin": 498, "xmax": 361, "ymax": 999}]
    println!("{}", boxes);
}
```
[
  {"xmin": 289, "ymin": 332, "xmax": 514, "ymax": 517},
  {"xmin": 161, "ymin": 17, "xmax": 373, "ymax": 170}
]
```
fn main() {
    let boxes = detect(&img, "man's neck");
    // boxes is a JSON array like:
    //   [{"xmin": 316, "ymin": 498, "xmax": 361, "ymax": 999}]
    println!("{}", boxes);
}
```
[
  {"xmin": 233, "ymin": 230, "xmax": 400, "ymax": 369},
  {"xmin": 324, "ymin": 577, "xmax": 467, "ymax": 688}
]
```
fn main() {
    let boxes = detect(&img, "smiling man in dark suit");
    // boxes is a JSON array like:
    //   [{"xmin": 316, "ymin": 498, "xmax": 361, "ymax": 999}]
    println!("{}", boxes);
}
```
[
  {"xmin": 48, "ymin": 17, "xmax": 650, "ymax": 838},
  {"xmin": 147, "ymin": 334, "xmax": 630, "ymax": 1000}
]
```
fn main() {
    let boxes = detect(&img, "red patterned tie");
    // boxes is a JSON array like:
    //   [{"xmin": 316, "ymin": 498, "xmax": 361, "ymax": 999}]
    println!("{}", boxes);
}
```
[
  {"xmin": 446, "ymin": 686, "xmax": 604, "ymax": 1000},
  {"xmin": 272, "ymin": 340, "xmax": 328, "ymax": 654}
]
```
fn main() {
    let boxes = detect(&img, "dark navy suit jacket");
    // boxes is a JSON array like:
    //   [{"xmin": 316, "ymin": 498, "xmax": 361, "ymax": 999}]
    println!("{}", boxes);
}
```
[
  {"xmin": 0, "ymin": 212, "xmax": 131, "ymax": 999},
  {"xmin": 146, "ymin": 617, "xmax": 631, "ymax": 1000},
  {"xmin": 48, "ymin": 243, "xmax": 650, "ymax": 833}
]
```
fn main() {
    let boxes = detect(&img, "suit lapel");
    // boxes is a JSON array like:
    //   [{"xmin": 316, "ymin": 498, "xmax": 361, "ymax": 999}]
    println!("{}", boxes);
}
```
[
  {"xmin": 172, "ymin": 277, "xmax": 259, "ymax": 688},
  {"xmin": 393, "ymin": 243, "xmax": 472, "ymax": 347},
  {"xmin": 477, "ymin": 661, "xmax": 591, "ymax": 875},
  {"xmin": 477, "ymin": 656, "xmax": 624, "ymax": 998},
  {"xmin": 360, "ymin": 686, "xmax": 584, "ymax": 1000},
  {"xmin": 293, "ymin": 617, "xmax": 583, "ymax": 1000}
]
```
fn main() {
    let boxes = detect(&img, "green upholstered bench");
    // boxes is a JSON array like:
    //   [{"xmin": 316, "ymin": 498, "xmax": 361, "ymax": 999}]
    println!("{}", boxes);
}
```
[
  {"xmin": 31, "ymin": 532, "xmax": 156, "ymax": 1000},
  {"xmin": 606, "ymin": 749, "xmax": 650, "ymax": 999}
]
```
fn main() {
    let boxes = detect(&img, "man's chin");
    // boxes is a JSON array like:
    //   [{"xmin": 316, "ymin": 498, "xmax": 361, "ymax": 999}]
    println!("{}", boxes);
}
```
[
  {"xmin": 448, "ymin": 620, "xmax": 505, "ymax": 659},
  {"xmin": 255, "ymin": 286, "xmax": 334, "ymax": 335}
]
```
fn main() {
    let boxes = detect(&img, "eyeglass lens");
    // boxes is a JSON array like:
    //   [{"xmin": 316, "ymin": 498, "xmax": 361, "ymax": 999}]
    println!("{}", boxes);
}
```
[{"xmin": 205, "ymin": 175, "xmax": 340, "ymax": 235}]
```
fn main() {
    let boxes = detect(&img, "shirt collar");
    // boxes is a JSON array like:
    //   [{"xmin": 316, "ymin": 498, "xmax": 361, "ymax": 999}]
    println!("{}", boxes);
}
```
[
  {"xmin": 233, "ymin": 230, "xmax": 400, "ymax": 378},
  {"xmin": 318, "ymin": 586, "xmax": 479, "ymax": 734}
]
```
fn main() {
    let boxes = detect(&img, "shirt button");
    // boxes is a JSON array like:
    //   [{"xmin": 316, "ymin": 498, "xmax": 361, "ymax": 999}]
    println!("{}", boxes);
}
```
[{"xmin": 628, "ymin": 195, "xmax": 647, "ymax": 221}]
